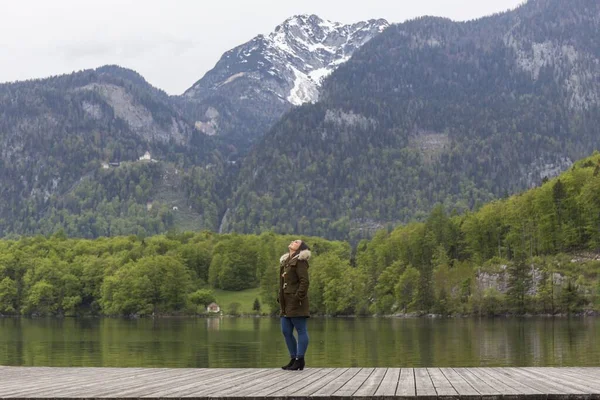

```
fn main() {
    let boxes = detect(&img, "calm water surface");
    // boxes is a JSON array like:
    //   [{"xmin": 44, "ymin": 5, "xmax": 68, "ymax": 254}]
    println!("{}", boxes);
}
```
[{"xmin": 0, "ymin": 317, "xmax": 598, "ymax": 368}]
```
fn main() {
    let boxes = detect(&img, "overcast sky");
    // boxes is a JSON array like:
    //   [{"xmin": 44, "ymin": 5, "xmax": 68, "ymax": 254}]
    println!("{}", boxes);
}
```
[{"xmin": 0, "ymin": 0, "xmax": 523, "ymax": 95}]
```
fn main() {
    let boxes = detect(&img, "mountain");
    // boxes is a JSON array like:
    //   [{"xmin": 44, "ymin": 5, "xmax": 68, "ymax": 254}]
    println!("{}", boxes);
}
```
[
  {"xmin": 176, "ymin": 15, "xmax": 389, "ymax": 151},
  {"xmin": 0, "ymin": 14, "xmax": 388, "ymax": 239},
  {"xmin": 0, "ymin": 65, "xmax": 220, "ymax": 237},
  {"xmin": 226, "ymin": 0, "xmax": 600, "ymax": 240},
  {"xmin": 4, "ymin": 1, "xmax": 600, "ymax": 241}
]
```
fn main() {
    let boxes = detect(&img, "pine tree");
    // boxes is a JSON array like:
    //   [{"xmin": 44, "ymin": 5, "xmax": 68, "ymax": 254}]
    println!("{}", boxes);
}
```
[
  {"xmin": 252, "ymin": 298, "xmax": 261, "ymax": 313},
  {"xmin": 506, "ymin": 257, "xmax": 533, "ymax": 314}
]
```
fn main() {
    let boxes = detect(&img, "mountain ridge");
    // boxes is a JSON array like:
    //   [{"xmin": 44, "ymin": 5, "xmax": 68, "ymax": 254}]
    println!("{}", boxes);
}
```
[
  {"xmin": 225, "ymin": 0, "xmax": 600, "ymax": 239},
  {"xmin": 2, "ymin": 2, "xmax": 600, "ymax": 241},
  {"xmin": 0, "ymin": 65, "xmax": 218, "ymax": 236},
  {"xmin": 176, "ymin": 14, "xmax": 388, "ymax": 150}
]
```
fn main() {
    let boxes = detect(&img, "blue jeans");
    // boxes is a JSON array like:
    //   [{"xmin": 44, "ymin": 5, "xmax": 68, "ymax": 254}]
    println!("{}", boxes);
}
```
[{"xmin": 280, "ymin": 317, "xmax": 309, "ymax": 358}]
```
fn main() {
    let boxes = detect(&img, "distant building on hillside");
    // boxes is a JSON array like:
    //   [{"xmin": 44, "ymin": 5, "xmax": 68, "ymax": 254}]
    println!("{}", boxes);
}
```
[{"xmin": 206, "ymin": 302, "xmax": 221, "ymax": 313}]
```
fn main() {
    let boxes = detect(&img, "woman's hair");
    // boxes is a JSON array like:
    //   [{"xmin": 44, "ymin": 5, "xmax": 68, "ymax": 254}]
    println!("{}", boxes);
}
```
[{"xmin": 298, "ymin": 240, "xmax": 310, "ymax": 252}]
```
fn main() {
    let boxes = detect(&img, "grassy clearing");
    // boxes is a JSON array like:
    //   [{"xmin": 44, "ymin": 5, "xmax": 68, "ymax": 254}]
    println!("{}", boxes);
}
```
[{"xmin": 212, "ymin": 288, "xmax": 263, "ymax": 314}]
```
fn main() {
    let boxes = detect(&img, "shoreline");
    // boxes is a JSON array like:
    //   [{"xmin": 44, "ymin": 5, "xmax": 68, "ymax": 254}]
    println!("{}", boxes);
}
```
[{"xmin": 1, "ymin": 311, "xmax": 599, "ymax": 319}]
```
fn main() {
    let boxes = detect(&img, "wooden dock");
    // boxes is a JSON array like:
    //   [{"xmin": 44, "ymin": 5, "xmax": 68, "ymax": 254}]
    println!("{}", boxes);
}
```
[{"xmin": 0, "ymin": 366, "xmax": 599, "ymax": 399}]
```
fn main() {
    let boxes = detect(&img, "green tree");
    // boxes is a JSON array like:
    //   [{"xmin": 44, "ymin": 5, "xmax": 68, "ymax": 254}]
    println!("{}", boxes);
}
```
[
  {"xmin": 560, "ymin": 280, "xmax": 586, "ymax": 314},
  {"xmin": 481, "ymin": 288, "xmax": 505, "ymax": 316},
  {"xmin": 536, "ymin": 269, "xmax": 557, "ymax": 314},
  {"xmin": 374, "ymin": 262, "xmax": 403, "ymax": 314},
  {"xmin": 394, "ymin": 266, "xmax": 420, "ymax": 313},
  {"xmin": 227, "ymin": 302, "xmax": 242, "ymax": 316},
  {"xmin": 23, "ymin": 280, "xmax": 57, "ymax": 315},
  {"xmin": 100, "ymin": 255, "xmax": 190, "ymax": 316},
  {"xmin": 188, "ymin": 289, "xmax": 216, "ymax": 312},
  {"xmin": 0, "ymin": 277, "xmax": 18, "ymax": 314},
  {"xmin": 506, "ymin": 258, "xmax": 532, "ymax": 314},
  {"xmin": 252, "ymin": 298, "xmax": 261, "ymax": 313}
]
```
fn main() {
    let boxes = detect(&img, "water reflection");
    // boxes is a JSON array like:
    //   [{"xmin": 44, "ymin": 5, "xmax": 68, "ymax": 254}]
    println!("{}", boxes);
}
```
[{"xmin": 0, "ymin": 317, "xmax": 598, "ymax": 368}]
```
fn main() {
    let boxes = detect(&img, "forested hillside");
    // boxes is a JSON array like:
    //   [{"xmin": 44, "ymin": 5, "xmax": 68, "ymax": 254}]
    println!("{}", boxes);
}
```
[
  {"xmin": 228, "ymin": 0, "xmax": 600, "ymax": 239},
  {"xmin": 1, "ymin": 153, "xmax": 599, "ymax": 317},
  {"xmin": 0, "ymin": 66, "xmax": 226, "ymax": 237},
  {"xmin": 1, "ymin": 1, "xmax": 600, "ymax": 242}
]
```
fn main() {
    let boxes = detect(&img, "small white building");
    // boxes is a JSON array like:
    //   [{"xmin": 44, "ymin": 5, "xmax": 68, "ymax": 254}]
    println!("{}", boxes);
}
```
[
  {"xmin": 206, "ymin": 302, "xmax": 220, "ymax": 313},
  {"xmin": 139, "ymin": 151, "xmax": 152, "ymax": 161}
]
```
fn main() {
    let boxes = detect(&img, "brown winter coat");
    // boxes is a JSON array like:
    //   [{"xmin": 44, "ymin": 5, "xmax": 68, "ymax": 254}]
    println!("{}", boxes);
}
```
[{"xmin": 278, "ymin": 249, "xmax": 310, "ymax": 317}]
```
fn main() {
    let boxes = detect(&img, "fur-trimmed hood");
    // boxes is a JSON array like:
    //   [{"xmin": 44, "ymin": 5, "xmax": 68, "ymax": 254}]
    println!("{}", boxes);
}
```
[{"xmin": 280, "ymin": 249, "xmax": 311, "ymax": 264}]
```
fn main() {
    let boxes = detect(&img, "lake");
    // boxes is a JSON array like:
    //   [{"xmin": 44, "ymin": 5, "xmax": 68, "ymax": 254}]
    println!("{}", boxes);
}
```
[{"xmin": 0, "ymin": 317, "xmax": 598, "ymax": 368}]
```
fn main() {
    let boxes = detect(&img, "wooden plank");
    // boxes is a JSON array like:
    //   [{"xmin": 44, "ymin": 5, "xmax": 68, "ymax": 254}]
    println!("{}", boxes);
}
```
[
  {"xmin": 414, "ymin": 368, "xmax": 437, "ymax": 400},
  {"xmin": 39, "ymin": 367, "xmax": 198, "ymax": 396},
  {"xmin": 558, "ymin": 368, "xmax": 600, "ymax": 382},
  {"xmin": 47, "ymin": 368, "xmax": 211, "ymax": 398},
  {"xmin": 112, "ymin": 368, "xmax": 221, "ymax": 398},
  {"xmin": 396, "ymin": 368, "xmax": 416, "ymax": 398},
  {"xmin": 75, "ymin": 368, "xmax": 227, "ymax": 398},
  {"xmin": 156, "ymin": 368, "xmax": 246, "ymax": 397},
  {"xmin": 266, "ymin": 368, "xmax": 339, "ymax": 397},
  {"xmin": 439, "ymin": 368, "xmax": 480, "ymax": 398},
  {"xmin": 0, "ymin": 369, "xmax": 91, "ymax": 394},
  {"xmin": 180, "ymin": 369, "xmax": 258, "ymax": 398},
  {"xmin": 311, "ymin": 368, "xmax": 362, "ymax": 397},
  {"xmin": 522, "ymin": 367, "xmax": 600, "ymax": 398},
  {"xmin": 240, "ymin": 368, "xmax": 323, "ymax": 397},
  {"xmin": 288, "ymin": 368, "xmax": 351, "ymax": 397},
  {"xmin": 507, "ymin": 367, "xmax": 590, "ymax": 398},
  {"xmin": 202, "ymin": 369, "xmax": 296, "ymax": 398},
  {"xmin": 492, "ymin": 367, "xmax": 580, "ymax": 399},
  {"xmin": 0, "ymin": 366, "xmax": 599, "ymax": 399},
  {"xmin": 332, "ymin": 367, "xmax": 375, "ymax": 397},
  {"xmin": 453, "ymin": 368, "xmax": 502, "ymax": 399},
  {"xmin": 173, "ymin": 369, "xmax": 270, "ymax": 397},
  {"xmin": 152, "ymin": 368, "xmax": 280, "ymax": 398},
  {"xmin": 465, "ymin": 368, "xmax": 525, "ymax": 399},
  {"xmin": 569, "ymin": 367, "xmax": 600, "ymax": 374},
  {"xmin": 0, "ymin": 367, "xmax": 151, "ymax": 397},
  {"xmin": 427, "ymin": 368, "xmax": 459, "ymax": 399},
  {"xmin": 137, "ymin": 368, "xmax": 230, "ymax": 398},
  {"xmin": 0, "ymin": 366, "xmax": 111, "ymax": 389},
  {"xmin": 374, "ymin": 368, "xmax": 401, "ymax": 398},
  {"xmin": 352, "ymin": 368, "xmax": 387, "ymax": 397},
  {"xmin": 476, "ymin": 367, "xmax": 545, "ymax": 398}
]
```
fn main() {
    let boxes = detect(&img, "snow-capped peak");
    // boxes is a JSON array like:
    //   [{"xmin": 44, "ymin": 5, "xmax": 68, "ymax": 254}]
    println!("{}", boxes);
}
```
[
  {"xmin": 185, "ymin": 14, "xmax": 389, "ymax": 106},
  {"xmin": 182, "ymin": 14, "xmax": 388, "ymax": 142},
  {"xmin": 261, "ymin": 15, "xmax": 389, "ymax": 105}
]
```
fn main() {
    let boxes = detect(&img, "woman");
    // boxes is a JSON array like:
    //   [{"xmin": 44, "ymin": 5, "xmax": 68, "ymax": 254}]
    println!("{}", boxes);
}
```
[{"xmin": 278, "ymin": 239, "xmax": 311, "ymax": 371}]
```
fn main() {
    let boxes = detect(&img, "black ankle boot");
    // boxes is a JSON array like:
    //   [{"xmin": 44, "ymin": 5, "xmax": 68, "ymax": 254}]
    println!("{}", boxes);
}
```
[
  {"xmin": 281, "ymin": 358, "xmax": 295, "ymax": 370},
  {"xmin": 287, "ymin": 357, "xmax": 305, "ymax": 371}
]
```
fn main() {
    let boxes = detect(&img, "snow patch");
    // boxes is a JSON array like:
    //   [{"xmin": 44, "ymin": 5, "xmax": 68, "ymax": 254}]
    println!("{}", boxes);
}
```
[
  {"xmin": 220, "ymin": 72, "xmax": 246, "ymax": 86},
  {"xmin": 308, "ymin": 67, "xmax": 333, "ymax": 84},
  {"xmin": 287, "ymin": 67, "xmax": 319, "ymax": 105},
  {"xmin": 269, "ymin": 16, "xmax": 388, "ymax": 105}
]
